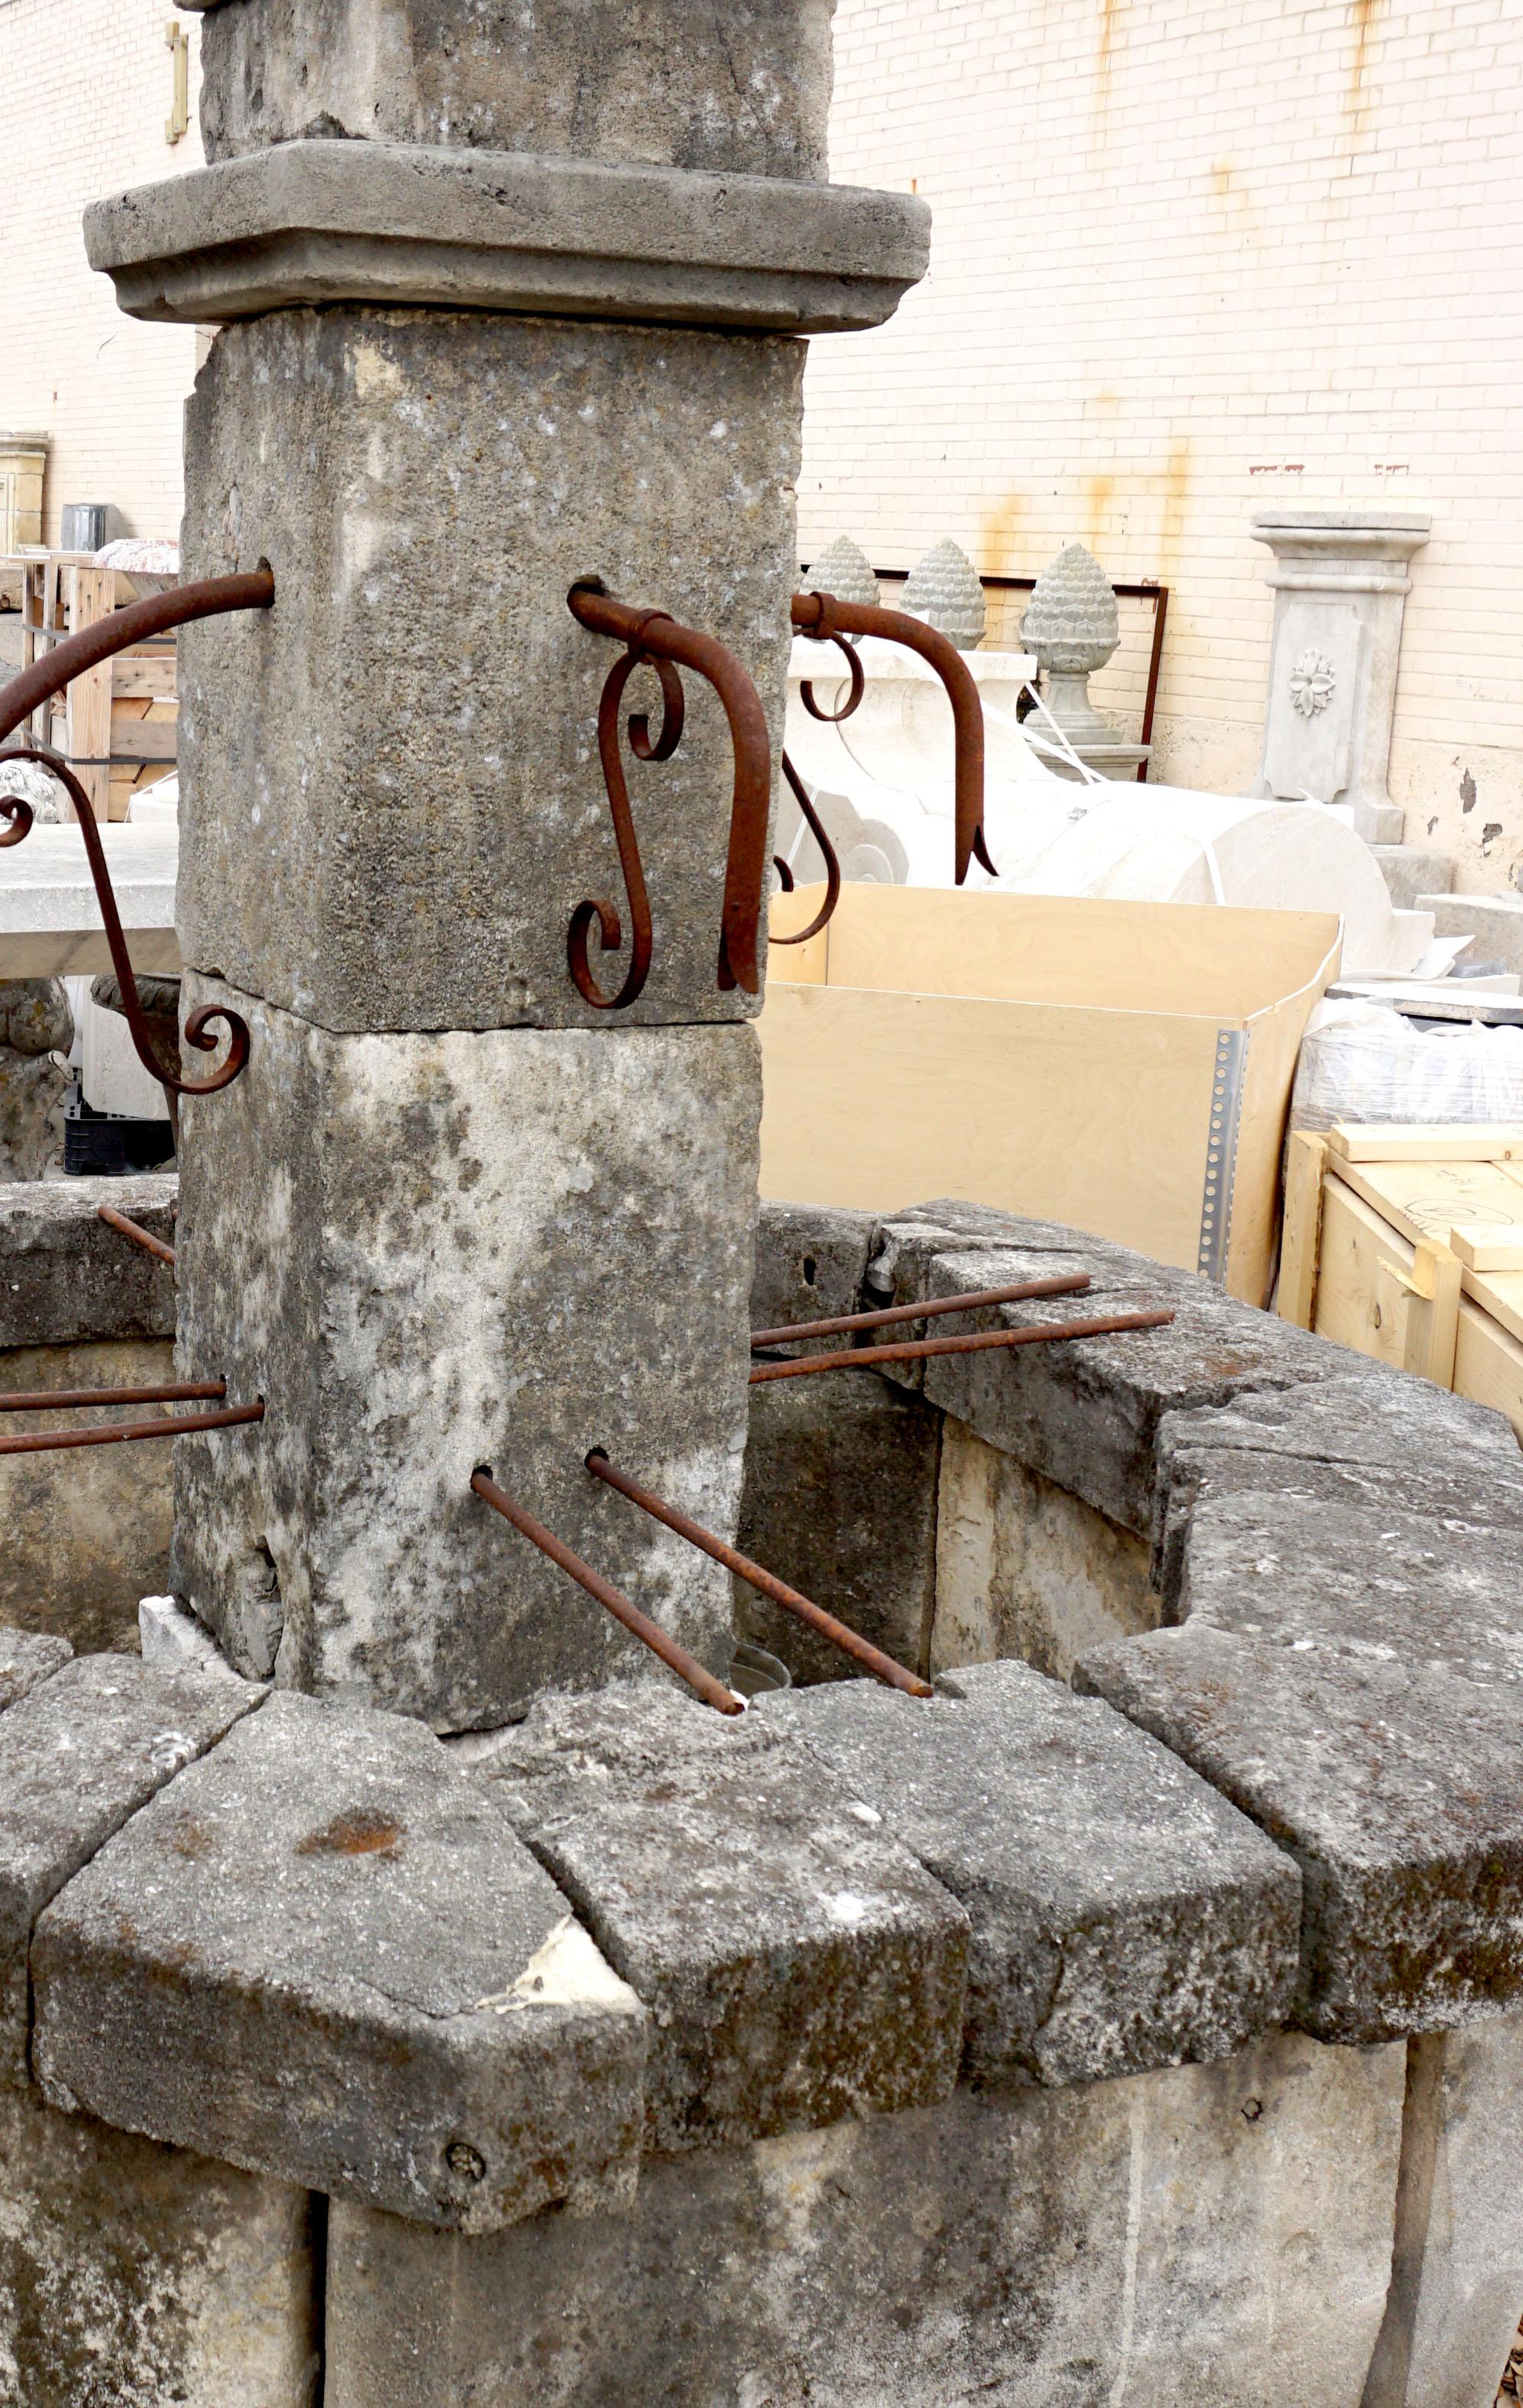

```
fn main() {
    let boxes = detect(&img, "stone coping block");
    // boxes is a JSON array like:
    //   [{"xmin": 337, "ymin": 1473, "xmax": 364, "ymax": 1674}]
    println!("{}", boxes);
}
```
[
  {"xmin": 0, "ymin": 1655, "xmax": 258, "ymax": 2086},
  {"xmin": 749, "ymin": 1199, "xmax": 881, "ymax": 1358},
  {"xmin": 762, "ymin": 1662, "xmax": 1300, "ymax": 2087},
  {"xmin": 476, "ymin": 1686, "xmax": 968, "ymax": 2154},
  {"xmin": 85, "ymin": 139, "xmax": 931, "ymax": 333},
  {"xmin": 0, "ymin": 1631, "xmax": 71, "ymax": 1713},
  {"xmin": 1076, "ymin": 1623, "xmax": 1523, "ymax": 2045},
  {"xmin": 0, "ymin": 1174, "xmax": 176, "ymax": 1349},
  {"xmin": 32, "ymin": 1693, "xmax": 647, "ymax": 2232}
]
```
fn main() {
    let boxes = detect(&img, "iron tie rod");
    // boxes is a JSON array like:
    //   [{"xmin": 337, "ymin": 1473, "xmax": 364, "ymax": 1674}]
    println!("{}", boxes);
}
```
[{"xmin": 750, "ymin": 1310, "xmax": 1176, "ymax": 1384}]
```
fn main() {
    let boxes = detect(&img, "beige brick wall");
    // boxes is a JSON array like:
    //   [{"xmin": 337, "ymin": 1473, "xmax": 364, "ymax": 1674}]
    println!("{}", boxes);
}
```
[
  {"xmin": 803, "ymin": 0, "xmax": 1523, "ymax": 894},
  {"xmin": 0, "ymin": 0, "xmax": 204, "ymax": 546}
]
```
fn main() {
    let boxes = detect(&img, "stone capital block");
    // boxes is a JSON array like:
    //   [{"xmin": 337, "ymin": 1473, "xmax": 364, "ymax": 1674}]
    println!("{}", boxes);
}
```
[
  {"xmin": 172, "ymin": 984, "xmax": 758, "ymax": 1728},
  {"xmin": 178, "ymin": 307, "xmax": 802, "ymax": 1032},
  {"xmin": 189, "ymin": 0, "xmax": 839, "ymax": 185}
]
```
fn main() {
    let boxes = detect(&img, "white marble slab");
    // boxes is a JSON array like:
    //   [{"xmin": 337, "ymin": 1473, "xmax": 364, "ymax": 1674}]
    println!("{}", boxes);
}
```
[{"xmin": 0, "ymin": 825, "xmax": 179, "ymax": 978}]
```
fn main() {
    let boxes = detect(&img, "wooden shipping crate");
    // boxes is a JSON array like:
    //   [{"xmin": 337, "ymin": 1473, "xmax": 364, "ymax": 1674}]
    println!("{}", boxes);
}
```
[
  {"xmin": 1278, "ymin": 1121, "xmax": 1523, "ymax": 1435},
  {"xmin": 6, "ymin": 552, "xmax": 177, "ymax": 820},
  {"xmin": 759, "ymin": 884, "xmax": 1341, "ymax": 1304}
]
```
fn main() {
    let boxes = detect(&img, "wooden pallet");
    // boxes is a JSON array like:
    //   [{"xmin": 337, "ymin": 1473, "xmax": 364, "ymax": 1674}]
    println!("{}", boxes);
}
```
[
  {"xmin": 1279, "ymin": 1121, "xmax": 1523, "ymax": 1431},
  {"xmin": 5, "ymin": 551, "xmax": 178, "ymax": 821}
]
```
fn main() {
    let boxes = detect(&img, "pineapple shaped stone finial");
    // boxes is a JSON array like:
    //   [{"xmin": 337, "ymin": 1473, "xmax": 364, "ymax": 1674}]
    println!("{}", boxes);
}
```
[
  {"xmin": 1019, "ymin": 541, "xmax": 1119, "ymax": 675},
  {"xmin": 901, "ymin": 538, "xmax": 986, "ymax": 649},
  {"xmin": 804, "ymin": 535, "xmax": 879, "ymax": 608}
]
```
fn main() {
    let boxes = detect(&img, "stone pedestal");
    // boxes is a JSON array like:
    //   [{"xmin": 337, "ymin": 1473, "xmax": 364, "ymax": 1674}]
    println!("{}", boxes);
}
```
[{"xmin": 1248, "ymin": 511, "xmax": 1430, "ymax": 842}]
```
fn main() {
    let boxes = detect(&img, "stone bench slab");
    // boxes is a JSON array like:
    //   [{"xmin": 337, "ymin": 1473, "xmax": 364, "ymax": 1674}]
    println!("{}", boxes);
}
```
[
  {"xmin": 477, "ymin": 1686, "xmax": 968, "ymax": 2154},
  {"xmin": 32, "ymin": 1693, "xmax": 647, "ymax": 2231},
  {"xmin": 761, "ymin": 1658, "xmax": 1300, "ymax": 2087}
]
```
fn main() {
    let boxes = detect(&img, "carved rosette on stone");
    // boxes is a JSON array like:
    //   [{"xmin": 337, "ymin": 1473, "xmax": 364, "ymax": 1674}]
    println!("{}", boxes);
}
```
[{"xmin": 85, "ymin": 0, "xmax": 929, "ymax": 1729}]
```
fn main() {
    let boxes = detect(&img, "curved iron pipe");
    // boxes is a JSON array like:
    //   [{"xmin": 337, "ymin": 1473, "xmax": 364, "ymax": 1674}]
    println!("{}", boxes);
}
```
[
  {"xmin": 791, "ymin": 591, "xmax": 994, "ymax": 884},
  {"xmin": 0, "ymin": 748, "xmax": 248, "ymax": 1101},
  {"xmin": 0, "ymin": 569, "xmax": 274, "ymax": 748},
  {"xmin": 769, "ymin": 751, "xmax": 842, "ymax": 947},
  {"xmin": 568, "ymin": 583, "xmax": 773, "ymax": 996}
]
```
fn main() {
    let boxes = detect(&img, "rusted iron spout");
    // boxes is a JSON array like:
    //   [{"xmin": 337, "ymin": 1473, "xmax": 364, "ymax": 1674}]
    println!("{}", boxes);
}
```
[
  {"xmin": 470, "ymin": 1467, "xmax": 743, "ymax": 1715},
  {"xmin": 752, "ymin": 1274, "xmax": 1092, "ymax": 1353},
  {"xmin": 0, "ymin": 1380, "xmax": 224, "ymax": 1414},
  {"xmin": 0, "ymin": 1402, "xmax": 264, "ymax": 1456},
  {"xmin": 791, "ymin": 591, "xmax": 994, "ymax": 883},
  {"xmin": 97, "ymin": 1204, "xmax": 178, "ymax": 1268},
  {"xmin": 585, "ymin": 1449, "xmax": 932, "ymax": 1697},
  {"xmin": 567, "ymin": 582, "xmax": 772, "ymax": 999},
  {"xmin": 749, "ymin": 1309, "xmax": 1176, "ymax": 1384}
]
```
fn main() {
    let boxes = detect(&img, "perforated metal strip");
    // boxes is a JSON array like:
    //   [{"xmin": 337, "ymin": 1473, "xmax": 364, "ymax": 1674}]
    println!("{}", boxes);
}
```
[{"xmin": 1197, "ymin": 1028, "xmax": 1249, "ymax": 1284}]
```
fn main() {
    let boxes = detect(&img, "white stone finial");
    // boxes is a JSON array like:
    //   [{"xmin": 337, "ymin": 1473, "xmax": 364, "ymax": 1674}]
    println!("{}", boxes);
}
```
[
  {"xmin": 1019, "ymin": 542, "xmax": 1120, "ymax": 675},
  {"xmin": 902, "ymin": 538, "xmax": 986, "ymax": 649},
  {"xmin": 807, "ymin": 535, "xmax": 879, "ymax": 607}
]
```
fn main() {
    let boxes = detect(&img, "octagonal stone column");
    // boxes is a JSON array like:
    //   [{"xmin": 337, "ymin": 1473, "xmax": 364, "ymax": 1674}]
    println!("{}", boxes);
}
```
[{"xmin": 86, "ymin": 0, "xmax": 927, "ymax": 1728}]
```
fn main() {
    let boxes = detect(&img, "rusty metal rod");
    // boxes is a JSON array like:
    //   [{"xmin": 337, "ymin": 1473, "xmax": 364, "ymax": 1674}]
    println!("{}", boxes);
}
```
[
  {"xmin": 0, "ymin": 1380, "xmax": 224, "ymax": 1414},
  {"xmin": 585, "ymin": 1450, "xmax": 933, "ymax": 1697},
  {"xmin": 470, "ymin": 1468, "xmax": 743, "ymax": 1716},
  {"xmin": 748, "ymin": 1310, "xmax": 1176, "ymax": 1384},
  {"xmin": 97, "ymin": 1204, "xmax": 178, "ymax": 1268},
  {"xmin": 752, "ymin": 1274, "xmax": 1092, "ymax": 1353},
  {"xmin": 0, "ymin": 571, "xmax": 275, "ymax": 749},
  {"xmin": 0, "ymin": 1402, "xmax": 264, "ymax": 1456}
]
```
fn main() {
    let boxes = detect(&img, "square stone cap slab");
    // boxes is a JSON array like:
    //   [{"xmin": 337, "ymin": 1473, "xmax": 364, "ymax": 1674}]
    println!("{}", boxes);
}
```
[
  {"xmin": 761, "ymin": 1660, "xmax": 1299, "ymax": 2088},
  {"xmin": 84, "ymin": 138, "xmax": 931, "ymax": 333},
  {"xmin": 31, "ymin": 1692, "xmax": 647, "ymax": 2231}
]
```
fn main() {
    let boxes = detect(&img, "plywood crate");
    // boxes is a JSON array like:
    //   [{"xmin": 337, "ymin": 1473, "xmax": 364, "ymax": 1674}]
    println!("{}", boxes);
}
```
[
  {"xmin": 760, "ymin": 884, "xmax": 1341, "ymax": 1304},
  {"xmin": 1279, "ymin": 1121, "xmax": 1523, "ymax": 1435}
]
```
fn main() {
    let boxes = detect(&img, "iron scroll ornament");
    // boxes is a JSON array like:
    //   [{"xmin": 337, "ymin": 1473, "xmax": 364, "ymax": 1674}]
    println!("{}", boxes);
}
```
[
  {"xmin": 566, "ymin": 582, "xmax": 773, "ymax": 1007},
  {"xmin": 0, "ymin": 568, "xmax": 276, "ymax": 1101}
]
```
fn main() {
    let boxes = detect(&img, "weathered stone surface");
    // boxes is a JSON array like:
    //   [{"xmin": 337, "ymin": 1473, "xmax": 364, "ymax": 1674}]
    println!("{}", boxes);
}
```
[
  {"xmin": 0, "ymin": 1173, "xmax": 176, "ymax": 1349},
  {"xmin": 1077, "ymin": 1622, "xmax": 1523, "ymax": 2043},
  {"xmin": 734, "ymin": 1370, "xmax": 940, "ymax": 1683},
  {"xmin": 0, "ymin": 978, "xmax": 71, "ymax": 1058},
  {"xmin": 323, "ymin": 2030, "xmax": 1405, "ymax": 2408},
  {"xmin": 0, "ymin": 1654, "xmax": 257, "ymax": 2085},
  {"xmin": 193, "ymin": 0, "xmax": 838, "ymax": 185},
  {"xmin": 1151, "ymin": 1370, "xmax": 1523, "ymax": 1608},
  {"xmin": 0, "ymin": 985, "xmax": 71, "ymax": 1182},
  {"xmin": 477, "ymin": 1684, "xmax": 967, "ymax": 2153},
  {"xmin": 178, "ymin": 307, "xmax": 801, "ymax": 1032},
  {"xmin": 932, "ymin": 1412, "xmax": 1159, "ymax": 1682},
  {"xmin": 751, "ymin": 1196, "xmax": 879, "ymax": 1353},
  {"xmin": 0, "ymin": 1631, "xmax": 71, "ymax": 1713},
  {"xmin": 868, "ymin": 1211, "xmax": 1335, "ymax": 1531},
  {"xmin": 138, "ymin": 1589, "xmax": 246, "ymax": 1680},
  {"xmin": 764, "ymin": 1661, "xmax": 1299, "ymax": 2086},
  {"xmin": 0, "ymin": 2082, "xmax": 318, "ymax": 2408},
  {"xmin": 1178, "ymin": 1492, "xmax": 1523, "ymax": 1690},
  {"xmin": 32, "ymin": 1693, "xmax": 647, "ymax": 2231},
  {"xmin": 174, "ymin": 995, "xmax": 756, "ymax": 1726},
  {"xmin": 1363, "ymin": 2011, "xmax": 1523, "ymax": 2408},
  {"xmin": 88, "ymin": 140, "xmax": 929, "ymax": 332},
  {"xmin": 0, "ymin": 1338, "xmax": 175, "ymax": 1655}
]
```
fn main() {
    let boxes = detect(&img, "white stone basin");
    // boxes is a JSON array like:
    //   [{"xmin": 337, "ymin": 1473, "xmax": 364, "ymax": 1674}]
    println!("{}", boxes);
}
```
[{"xmin": 0, "ymin": 823, "xmax": 179, "ymax": 978}]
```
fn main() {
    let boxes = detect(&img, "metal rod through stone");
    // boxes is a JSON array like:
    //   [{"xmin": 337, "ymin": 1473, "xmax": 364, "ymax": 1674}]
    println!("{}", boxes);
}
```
[
  {"xmin": 97, "ymin": 1204, "xmax": 178, "ymax": 1268},
  {"xmin": 752, "ymin": 1273, "xmax": 1092, "ymax": 1353},
  {"xmin": 0, "ymin": 1380, "xmax": 225, "ymax": 1414},
  {"xmin": 0, "ymin": 1402, "xmax": 265, "ymax": 1456},
  {"xmin": 585, "ymin": 1449, "xmax": 934, "ymax": 1697},
  {"xmin": 748, "ymin": 1310, "xmax": 1176, "ymax": 1384},
  {"xmin": 470, "ymin": 1468, "xmax": 744, "ymax": 1716}
]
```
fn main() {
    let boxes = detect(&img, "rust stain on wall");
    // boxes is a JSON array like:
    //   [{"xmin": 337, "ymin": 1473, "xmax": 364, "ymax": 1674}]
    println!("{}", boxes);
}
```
[
  {"xmin": 1095, "ymin": 0, "xmax": 1123, "ymax": 111},
  {"xmin": 980, "ymin": 490, "xmax": 1026, "ymax": 572},
  {"xmin": 1085, "ymin": 473, "xmax": 1115, "ymax": 548},
  {"xmin": 1348, "ymin": 0, "xmax": 1387, "ymax": 129},
  {"xmin": 1158, "ymin": 439, "xmax": 1192, "ymax": 567}
]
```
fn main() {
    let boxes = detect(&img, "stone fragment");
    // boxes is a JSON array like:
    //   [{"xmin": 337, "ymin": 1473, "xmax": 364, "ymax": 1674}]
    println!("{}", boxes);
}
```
[
  {"xmin": 932, "ymin": 1413, "xmax": 1159, "ymax": 1682},
  {"xmin": 323, "ymin": 2030, "xmax": 1404, "ymax": 2408},
  {"xmin": 477, "ymin": 1683, "xmax": 968, "ymax": 2153},
  {"xmin": 0, "ymin": 1630, "xmax": 71, "ymax": 1712},
  {"xmin": 1, "ymin": 1338, "xmax": 176, "ymax": 1655},
  {"xmin": 751, "ymin": 1197, "xmax": 880, "ymax": 1355},
  {"xmin": 173, "ymin": 995, "xmax": 757, "ymax": 1726},
  {"xmin": 0, "ymin": 1045, "xmax": 69, "ymax": 1183},
  {"xmin": 1178, "ymin": 1491, "xmax": 1523, "ymax": 1691},
  {"xmin": 1151, "ymin": 1370, "xmax": 1523, "ymax": 1608},
  {"xmin": 1363, "ymin": 2010, "xmax": 1523, "ymax": 2408},
  {"xmin": 32, "ymin": 1693, "xmax": 647, "ymax": 2232},
  {"xmin": 176, "ymin": 306, "xmax": 801, "ymax": 1033},
  {"xmin": 0, "ymin": 2082, "xmax": 318, "ymax": 2408},
  {"xmin": 764, "ymin": 1661, "xmax": 1299, "ymax": 2086},
  {"xmin": 0, "ymin": 1173, "xmax": 176, "ymax": 1350},
  {"xmin": 192, "ymin": 0, "xmax": 839, "ymax": 183},
  {"xmin": 138, "ymin": 1591, "xmax": 246, "ymax": 1680},
  {"xmin": 0, "ymin": 1654, "xmax": 258, "ymax": 2085},
  {"xmin": 734, "ymin": 1370, "xmax": 940, "ymax": 1683},
  {"xmin": 1077, "ymin": 1621, "xmax": 1523, "ymax": 2042}
]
